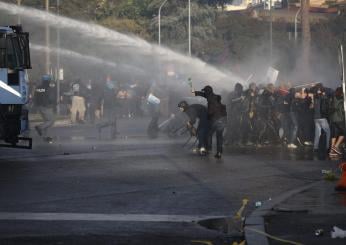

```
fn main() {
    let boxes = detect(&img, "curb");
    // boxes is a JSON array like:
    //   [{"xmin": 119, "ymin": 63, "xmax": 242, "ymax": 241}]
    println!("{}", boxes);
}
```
[{"xmin": 244, "ymin": 181, "xmax": 322, "ymax": 245}]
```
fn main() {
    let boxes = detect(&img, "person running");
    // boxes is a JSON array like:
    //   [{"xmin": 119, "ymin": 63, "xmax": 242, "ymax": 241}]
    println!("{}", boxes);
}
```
[{"xmin": 34, "ymin": 75, "xmax": 56, "ymax": 143}]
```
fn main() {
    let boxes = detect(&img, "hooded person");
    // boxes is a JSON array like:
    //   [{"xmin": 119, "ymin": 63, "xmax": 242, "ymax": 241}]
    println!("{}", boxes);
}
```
[
  {"xmin": 34, "ymin": 75, "xmax": 56, "ymax": 142},
  {"xmin": 193, "ymin": 85, "xmax": 227, "ymax": 158},
  {"xmin": 226, "ymin": 83, "xmax": 245, "ymax": 145},
  {"xmin": 178, "ymin": 100, "xmax": 209, "ymax": 155}
]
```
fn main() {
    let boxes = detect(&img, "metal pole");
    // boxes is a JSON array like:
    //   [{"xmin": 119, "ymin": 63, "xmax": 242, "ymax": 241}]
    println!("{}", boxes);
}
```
[
  {"xmin": 188, "ymin": 0, "xmax": 191, "ymax": 57},
  {"xmin": 56, "ymin": 0, "xmax": 60, "ymax": 115},
  {"xmin": 340, "ymin": 45, "xmax": 346, "ymax": 130},
  {"xmin": 269, "ymin": 0, "xmax": 272, "ymax": 64},
  {"xmin": 158, "ymin": 0, "xmax": 168, "ymax": 46},
  {"xmin": 45, "ymin": 0, "xmax": 50, "ymax": 75},
  {"xmin": 17, "ymin": 0, "xmax": 21, "ymax": 24},
  {"xmin": 294, "ymin": 8, "xmax": 301, "ymax": 41}
]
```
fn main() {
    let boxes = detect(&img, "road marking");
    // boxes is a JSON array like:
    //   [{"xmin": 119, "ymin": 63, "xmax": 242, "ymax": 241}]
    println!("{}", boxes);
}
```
[{"xmin": 0, "ymin": 212, "xmax": 225, "ymax": 223}]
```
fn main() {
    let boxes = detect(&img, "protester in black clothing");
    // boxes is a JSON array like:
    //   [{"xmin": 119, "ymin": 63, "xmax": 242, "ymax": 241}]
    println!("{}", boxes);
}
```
[
  {"xmin": 256, "ymin": 84, "xmax": 278, "ymax": 145},
  {"xmin": 241, "ymin": 83, "xmax": 257, "ymax": 145},
  {"xmin": 178, "ymin": 101, "xmax": 209, "ymax": 155},
  {"xmin": 329, "ymin": 87, "xmax": 345, "ymax": 157},
  {"xmin": 296, "ymin": 88, "xmax": 314, "ymax": 146},
  {"xmin": 226, "ymin": 83, "xmax": 244, "ymax": 145},
  {"xmin": 34, "ymin": 75, "xmax": 56, "ymax": 142},
  {"xmin": 193, "ymin": 85, "xmax": 221, "ymax": 120},
  {"xmin": 193, "ymin": 85, "xmax": 227, "ymax": 158},
  {"xmin": 284, "ymin": 88, "xmax": 300, "ymax": 149},
  {"xmin": 98, "ymin": 78, "xmax": 119, "ymax": 139},
  {"xmin": 85, "ymin": 80, "xmax": 100, "ymax": 124},
  {"xmin": 275, "ymin": 85, "xmax": 290, "ymax": 144}
]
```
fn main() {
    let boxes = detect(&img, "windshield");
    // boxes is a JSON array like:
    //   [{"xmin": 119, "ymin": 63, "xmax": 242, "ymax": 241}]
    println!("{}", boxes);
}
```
[{"xmin": 0, "ymin": 32, "xmax": 31, "ymax": 69}]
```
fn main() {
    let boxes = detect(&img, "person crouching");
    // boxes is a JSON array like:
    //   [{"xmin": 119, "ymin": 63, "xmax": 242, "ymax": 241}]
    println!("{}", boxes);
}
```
[{"xmin": 178, "ymin": 101, "xmax": 209, "ymax": 155}]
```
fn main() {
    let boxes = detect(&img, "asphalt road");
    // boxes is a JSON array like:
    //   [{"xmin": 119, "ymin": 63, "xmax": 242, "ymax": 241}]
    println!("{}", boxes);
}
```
[{"xmin": 0, "ymin": 118, "xmax": 339, "ymax": 244}]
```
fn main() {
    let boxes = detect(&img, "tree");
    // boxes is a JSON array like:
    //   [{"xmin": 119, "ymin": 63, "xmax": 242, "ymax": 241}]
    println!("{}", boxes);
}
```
[
  {"xmin": 198, "ymin": 0, "xmax": 233, "ymax": 8},
  {"xmin": 148, "ymin": 1, "xmax": 218, "ymax": 55}
]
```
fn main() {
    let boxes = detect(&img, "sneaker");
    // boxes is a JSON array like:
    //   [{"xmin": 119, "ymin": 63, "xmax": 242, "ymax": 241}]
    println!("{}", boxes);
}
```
[
  {"xmin": 333, "ymin": 146, "xmax": 343, "ymax": 155},
  {"xmin": 35, "ymin": 126, "xmax": 42, "ymax": 136},
  {"xmin": 304, "ymin": 141, "xmax": 313, "ymax": 146},
  {"xmin": 44, "ymin": 137, "xmax": 53, "ymax": 144},
  {"xmin": 199, "ymin": 147, "xmax": 207, "ymax": 155},
  {"xmin": 214, "ymin": 152, "xmax": 222, "ymax": 159},
  {"xmin": 329, "ymin": 151, "xmax": 339, "ymax": 157},
  {"xmin": 192, "ymin": 148, "xmax": 199, "ymax": 153},
  {"xmin": 287, "ymin": 143, "xmax": 298, "ymax": 149}
]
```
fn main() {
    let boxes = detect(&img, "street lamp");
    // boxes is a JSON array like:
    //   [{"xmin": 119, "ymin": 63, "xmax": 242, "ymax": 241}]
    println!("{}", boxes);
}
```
[
  {"xmin": 56, "ymin": 0, "xmax": 61, "ymax": 115},
  {"xmin": 17, "ymin": 0, "xmax": 21, "ymax": 24},
  {"xmin": 45, "ymin": 0, "xmax": 50, "ymax": 75},
  {"xmin": 158, "ymin": 0, "xmax": 168, "ymax": 46},
  {"xmin": 188, "ymin": 0, "xmax": 191, "ymax": 57},
  {"xmin": 294, "ymin": 8, "xmax": 301, "ymax": 41}
]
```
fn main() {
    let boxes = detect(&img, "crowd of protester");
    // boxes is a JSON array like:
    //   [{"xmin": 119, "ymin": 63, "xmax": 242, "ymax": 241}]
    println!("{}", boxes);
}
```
[
  {"xmin": 31, "ymin": 74, "xmax": 346, "ymax": 158},
  {"xmin": 225, "ymin": 82, "xmax": 345, "ymax": 157}
]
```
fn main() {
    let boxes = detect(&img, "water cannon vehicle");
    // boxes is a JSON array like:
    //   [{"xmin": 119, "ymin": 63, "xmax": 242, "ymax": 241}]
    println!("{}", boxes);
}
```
[{"xmin": 0, "ymin": 25, "xmax": 32, "ymax": 148}]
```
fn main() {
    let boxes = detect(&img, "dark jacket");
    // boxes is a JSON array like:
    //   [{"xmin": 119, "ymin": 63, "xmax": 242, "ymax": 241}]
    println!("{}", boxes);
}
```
[
  {"xmin": 329, "ymin": 96, "xmax": 345, "ymax": 123},
  {"xmin": 185, "ymin": 104, "xmax": 208, "ymax": 126},
  {"xmin": 313, "ymin": 95, "xmax": 329, "ymax": 119},
  {"xmin": 195, "ymin": 90, "xmax": 223, "ymax": 120},
  {"xmin": 34, "ymin": 82, "xmax": 55, "ymax": 107},
  {"xmin": 257, "ymin": 89, "xmax": 275, "ymax": 118},
  {"xmin": 102, "ymin": 87, "xmax": 118, "ymax": 110}
]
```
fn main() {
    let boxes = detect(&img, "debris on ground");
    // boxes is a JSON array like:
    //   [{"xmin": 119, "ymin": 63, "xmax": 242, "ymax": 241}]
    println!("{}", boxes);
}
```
[{"xmin": 331, "ymin": 226, "xmax": 346, "ymax": 239}]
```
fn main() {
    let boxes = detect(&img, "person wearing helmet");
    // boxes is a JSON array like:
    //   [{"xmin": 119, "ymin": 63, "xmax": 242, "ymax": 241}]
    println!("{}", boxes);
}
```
[
  {"xmin": 34, "ymin": 75, "xmax": 56, "ymax": 143},
  {"xmin": 178, "ymin": 100, "xmax": 208, "ymax": 155}
]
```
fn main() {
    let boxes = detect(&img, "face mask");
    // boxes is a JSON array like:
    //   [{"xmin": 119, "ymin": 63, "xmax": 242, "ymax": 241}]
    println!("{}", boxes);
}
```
[{"xmin": 179, "ymin": 107, "xmax": 185, "ymax": 112}]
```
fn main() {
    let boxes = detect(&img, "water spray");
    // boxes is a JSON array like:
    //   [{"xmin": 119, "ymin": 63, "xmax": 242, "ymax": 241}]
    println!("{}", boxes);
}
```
[{"xmin": 0, "ymin": 1, "xmax": 243, "ymax": 90}]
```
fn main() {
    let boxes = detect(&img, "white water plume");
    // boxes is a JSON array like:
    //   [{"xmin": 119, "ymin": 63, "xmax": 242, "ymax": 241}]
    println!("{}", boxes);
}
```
[
  {"xmin": 31, "ymin": 44, "xmax": 147, "ymax": 75},
  {"xmin": 0, "ymin": 1, "xmax": 243, "ymax": 90},
  {"xmin": 31, "ymin": 44, "xmax": 118, "ymax": 69}
]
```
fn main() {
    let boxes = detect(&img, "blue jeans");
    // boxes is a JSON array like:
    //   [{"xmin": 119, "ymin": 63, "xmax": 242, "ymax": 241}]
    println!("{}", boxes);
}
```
[
  {"xmin": 314, "ymin": 118, "xmax": 330, "ymax": 150},
  {"xmin": 208, "ymin": 117, "xmax": 226, "ymax": 153},
  {"xmin": 289, "ymin": 112, "xmax": 298, "ymax": 144}
]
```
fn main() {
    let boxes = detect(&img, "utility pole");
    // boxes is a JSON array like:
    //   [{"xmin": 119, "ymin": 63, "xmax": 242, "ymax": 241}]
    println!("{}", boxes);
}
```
[
  {"xmin": 45, "ymin": 0, "xmax": 50, "ymax": 75},
  {"xmin": 301, "ymin": 0, "xmax": 311, "ymax": 78},
  {"xmin": 56, "ymin": 0, "xmax": 61, "ymax": 115},
  {"xmin": 269, "ymin": 0, "xmax": 272, "ymax": 65},
  {"xmin": 158, "ymin": 0, "xmax": 168, "ymax": 46},
  {"xmin": 188, "ymin": 0, "xmax": 191, "ymax": 57},
  {"xmin": 17, "ymin": 0, "xmax": 21, "ymax": 24}
]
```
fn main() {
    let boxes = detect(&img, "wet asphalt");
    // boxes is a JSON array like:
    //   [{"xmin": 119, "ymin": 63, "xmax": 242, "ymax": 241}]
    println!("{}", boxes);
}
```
[{"xmin": 0, "ymin": 117, "xmax": 341, "ymax": 244}]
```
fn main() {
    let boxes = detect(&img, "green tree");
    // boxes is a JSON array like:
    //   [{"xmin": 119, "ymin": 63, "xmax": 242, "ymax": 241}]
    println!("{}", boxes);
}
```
[{"xmin": 148, "ymin": 0, "xmax": 218, "ymax": 55}]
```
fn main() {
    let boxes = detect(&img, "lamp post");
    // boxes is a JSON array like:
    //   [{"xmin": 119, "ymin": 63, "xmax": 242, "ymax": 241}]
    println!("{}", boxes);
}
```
[
  {"xmin": 188, "ymin": 0, "xmax": 191, "ymax": 57},
  {"xmin": 158, "ymin": 0, "xmax": 168, "ymax": 46},
  {"xmin": 56, "ymin": 0, "xmax": 61, "ymax": 115},
  {"xmin": 294, "ymin": 8, "xmax": 301, "ymax": 41},
  {"xmin": 269, "ymin": 0, "xmax": 272, "ymax": 64},
  {"xmin": 45, "ymin": 0, "xmax": 50, "ymax": 75},
  {"xmin": 17, "ymin": 0, "xmax": 21, "ymax": 24}
]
